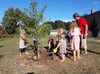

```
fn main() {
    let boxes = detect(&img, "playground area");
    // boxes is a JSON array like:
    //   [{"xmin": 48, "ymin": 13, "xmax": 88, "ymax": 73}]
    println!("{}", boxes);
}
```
[{"xmin": 0, "ymin": 36, "xmax": 100, "ymax": 74}]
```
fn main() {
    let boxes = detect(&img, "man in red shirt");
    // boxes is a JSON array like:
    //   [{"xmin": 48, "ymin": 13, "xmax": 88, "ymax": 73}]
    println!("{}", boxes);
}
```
[{"xmin": 73, "ymin": 13, "xmax": 89, "ymax": 55}]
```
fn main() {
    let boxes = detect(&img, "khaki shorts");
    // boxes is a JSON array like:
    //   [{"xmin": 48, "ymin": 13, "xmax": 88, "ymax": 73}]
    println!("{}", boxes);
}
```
[{"xmin": 80, "ymin": 34, "xmax": 87, "ymax": 49}]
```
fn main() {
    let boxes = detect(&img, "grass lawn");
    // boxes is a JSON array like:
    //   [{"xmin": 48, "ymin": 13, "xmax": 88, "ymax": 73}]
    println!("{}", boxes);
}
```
[{"xmin": 0, "ymin": 36, "xmax": 100, "ymax": 74}]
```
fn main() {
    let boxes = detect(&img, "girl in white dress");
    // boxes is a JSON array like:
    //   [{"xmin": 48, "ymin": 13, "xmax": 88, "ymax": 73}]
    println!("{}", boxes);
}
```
[
  {"xmin": 70, "ymin": 21, "xmax": 81, "ymax": 62},
  {"xmin": 19, "ymin": 29, "xmax": 28, "ymax": 56}
]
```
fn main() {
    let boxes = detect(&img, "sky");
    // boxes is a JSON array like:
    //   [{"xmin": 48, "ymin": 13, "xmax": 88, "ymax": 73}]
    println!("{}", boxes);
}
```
[{"xmin": 0, "ymin": 0, "xmax": 100, "ymax": 23}]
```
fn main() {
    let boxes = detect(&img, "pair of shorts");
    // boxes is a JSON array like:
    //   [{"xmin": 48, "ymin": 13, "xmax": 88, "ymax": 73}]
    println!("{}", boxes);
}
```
[
  {"xmin": 80, "ymin": 34, "xmax": 87, "ymax": 49},
  {"xmin": 33, "ymin": 40, "xmax": 38, "ymax": 45},
  {"xmin": 19, "ymin": 48, "xmax": 27, "ymax": 53}
]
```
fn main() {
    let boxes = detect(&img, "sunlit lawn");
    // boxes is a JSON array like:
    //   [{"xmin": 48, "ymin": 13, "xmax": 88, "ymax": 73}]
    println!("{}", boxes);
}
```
[{"xmin": 0, "ymin": 36, "xmax": 100, "ymax": 74}]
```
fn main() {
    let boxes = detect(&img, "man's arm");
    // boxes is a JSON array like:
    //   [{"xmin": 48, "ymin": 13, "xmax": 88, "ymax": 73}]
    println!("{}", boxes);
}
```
[{"xmin": 84, "ymin": 24, "xmax": 88, "ymax": 38}]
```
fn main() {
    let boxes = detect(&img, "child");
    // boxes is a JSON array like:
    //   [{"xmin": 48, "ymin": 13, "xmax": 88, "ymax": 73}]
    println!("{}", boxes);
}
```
[
  {"xmin": 55, "ymin": 34, "xmax": 67, "ymax": 62},
  {"xmin": 56, "ymin": 28, "xmax": 64, "ymax": 45},
  {"xmin": 65, "ymin": 32, "xmax": 72, "ymax": 42},
  {"xmin": 56, "ymin": 28, "xmax": 64, "ymax": 55},
  {"xmin": 33, "ymin": 34, "xmax": 39, "ymax": 51},
  {"xmin": 48, "ymin": 36, "xmax": 55, "ymax": 59},
  {"xmin": 48, "ymin": 36, "xmax": 54, "ymax": 52},
  {"xmin": 70, "ymin": 21, "xmax": 81, "ymax": 62},
  {"xmin": 19, "ymin": 29, "xmax": 28, "ymax": 56}
]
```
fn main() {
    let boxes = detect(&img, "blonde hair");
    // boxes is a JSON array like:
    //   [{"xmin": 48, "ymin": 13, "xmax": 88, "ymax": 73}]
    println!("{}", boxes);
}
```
[
  {"xmin": 70, "ymin": 21, "xmax": 79, "ymax": 32},
  {"xmin": 60, "ymin": 34, "xmax": 65, "ymax": 40},
  {"xmin": 57, "ymin": 28, "xmax": 64, "ymax": 34}
]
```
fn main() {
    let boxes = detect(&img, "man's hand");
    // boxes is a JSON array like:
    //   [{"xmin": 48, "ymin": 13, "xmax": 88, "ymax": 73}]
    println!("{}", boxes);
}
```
[{"xmin": 84, "ymin": 33, "xmax": 87, "ymax": 39}]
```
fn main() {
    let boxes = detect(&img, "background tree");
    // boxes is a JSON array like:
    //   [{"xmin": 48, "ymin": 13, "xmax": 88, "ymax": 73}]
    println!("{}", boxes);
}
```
[
  {"xmin": 64, "ymin": 22, "xmax": 71, "ymax": 31},
  {"xmin": 43, "ymin": 20, "xmax": 71, "ymax": 31},
  {"xmin": 24, "ymin": 1, "xmax": 47, "ymax": 28},
  {"xmin": 40, "ymin": 23, "xmax": 52, "ymax": 37},
  {"xmin": 2, "ymin": 7, "xmax": 29, "ymax": 34},
  {"xmin": 53, "ymin": 20, "xmax": 66, "ymax": 29}
]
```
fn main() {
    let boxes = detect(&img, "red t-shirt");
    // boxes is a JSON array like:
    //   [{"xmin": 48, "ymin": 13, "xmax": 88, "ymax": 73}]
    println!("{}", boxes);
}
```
[{"xmin": 77, "ymin": 17, "xmax": 89, "ymax": 34}]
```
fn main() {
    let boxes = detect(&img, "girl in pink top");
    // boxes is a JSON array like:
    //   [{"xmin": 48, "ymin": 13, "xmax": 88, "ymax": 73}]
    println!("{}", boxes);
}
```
[{"xmin": 70, "ymin": 21, "xmax": 81, "ymax": 62}]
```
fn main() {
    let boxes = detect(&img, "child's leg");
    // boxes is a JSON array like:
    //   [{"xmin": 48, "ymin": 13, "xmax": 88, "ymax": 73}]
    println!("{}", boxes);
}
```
[
  {"xmin": 19, "ymin": 48, "xmax": 22, "ymax": 56},
  {"xmin": 33, "ymin": 45, "xmax": 36, "ymax": 50},
  {"xmin": 63, "ymin": 53, "xmax": 65, "ymax": 60},
  {"xmin": 73, "ymin": 50, "xmax": 76, "ymax": 62},
  {"xmin": 19, "ymin": 52, "xmax": 22, "ymax": 56},
  {"xmin": 52, "ymin": 53, "xmax": 54, "ymax": 60},
  {"xmin": 77, "ymin": 49, "xmax": 80, "ymax": 58},
  {"xmin": 61, "ymin": 53, "xmax": 65, "ymax": 61},
  {"xmin": 25, "ymin": 48, "xmax": 28, "ymax": 54}
]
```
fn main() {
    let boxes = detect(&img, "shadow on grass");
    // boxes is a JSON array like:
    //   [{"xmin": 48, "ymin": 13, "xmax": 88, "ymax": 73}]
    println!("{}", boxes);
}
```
[
  {"xmin": 65, "ymin": 52, "xmax": 73, "ymax": 60},
  {"xmin": 27, "ymin": 72, "xmax": 35, "ymax": 74},
  {"xmin": 0, "ymin": 45, "xmax": 4, "ymax": 48},
  {"xmin": 65, "ymin": 48, "xmax": 73, "ymax": 60},
  {"xmin": 0, "ymin": 55, "xmax": 4, "ymax": 59},
  {"xmin": 44, "ymin": 46, "xmax": 49, "ymax": 51},
  {"xmin": 87, "ymin": 49, "xmax": 100, "ymax": 55}
]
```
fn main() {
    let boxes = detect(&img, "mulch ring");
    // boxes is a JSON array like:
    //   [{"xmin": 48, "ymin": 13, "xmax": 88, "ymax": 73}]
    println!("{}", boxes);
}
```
[{"xmin": 15, "ymin": 51, "xmax": 61, "ymax": 67}]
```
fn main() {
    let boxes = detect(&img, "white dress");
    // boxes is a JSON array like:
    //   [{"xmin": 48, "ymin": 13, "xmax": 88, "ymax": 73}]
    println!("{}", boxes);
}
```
[
  {"xmin": 71, "ymin": 27, "xmax": 80, "ymax": 50},
  {"xmin": 19, "ymin": 34, "xmax": 26, "ymax": 48}
]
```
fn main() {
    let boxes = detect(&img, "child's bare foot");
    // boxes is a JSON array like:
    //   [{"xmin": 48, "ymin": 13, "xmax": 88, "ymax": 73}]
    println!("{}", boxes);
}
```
[
  {"xmin": 77, "ymin": 56, "xmax": 81, "ymax": 58},
  {"xmin": 85, "ymin": 52, "xmax": 87, "ymax": 54},
  {"xmin": 73, "ymin": 59, "xmax": 76, "ymax": 62},
  {"xmin": 25, "ymin": 52, "xmax": 28, "ymax": 54},
  {"xmin": 19, "ymin": 54, "xmax": 22, "ymax": 56},
  {"xmin": 81, "ymin": 53, "xmax": 85, "ymax": 56}
]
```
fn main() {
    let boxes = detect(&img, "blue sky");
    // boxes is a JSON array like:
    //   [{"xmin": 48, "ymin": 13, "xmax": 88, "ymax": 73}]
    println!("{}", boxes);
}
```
[{"xmin": 0, "ymin": 0, "xmax": 100, "ymax": 23}]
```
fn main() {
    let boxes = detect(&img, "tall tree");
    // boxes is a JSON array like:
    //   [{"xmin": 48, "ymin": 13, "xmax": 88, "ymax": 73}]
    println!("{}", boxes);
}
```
[{"xmin": 24, "ymin": 1, "xmax": 47, "ymax": 28}]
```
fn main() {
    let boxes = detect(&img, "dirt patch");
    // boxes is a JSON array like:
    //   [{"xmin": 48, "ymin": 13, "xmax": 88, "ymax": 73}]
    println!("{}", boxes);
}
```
[{"xmin": 15, "ymin": 51, "xmax": 62, "ymax": 68}]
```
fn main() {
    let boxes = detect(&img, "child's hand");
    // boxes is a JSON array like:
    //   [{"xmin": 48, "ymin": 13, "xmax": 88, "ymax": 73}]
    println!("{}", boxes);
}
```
[
  {"xmin": 53, "ymin": 48, "xmax": 57, "ymax": 53},
  {"xmin": 55, "ymin": 47, "xmax": 57, "ymax": 50},
  {"xmin": 48, "ymin": 48, "xmax": 50, "ymax": 51}
]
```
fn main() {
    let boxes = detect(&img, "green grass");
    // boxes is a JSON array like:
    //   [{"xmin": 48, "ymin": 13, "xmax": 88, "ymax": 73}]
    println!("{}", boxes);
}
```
[{"xmin": 0, "ymin": 37, "xmax": 100, "ymax": 74}]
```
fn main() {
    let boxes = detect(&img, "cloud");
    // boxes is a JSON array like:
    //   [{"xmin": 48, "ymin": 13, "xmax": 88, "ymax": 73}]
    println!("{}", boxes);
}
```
[
  {"xmin": 62, "ymin": 19, "xmax": 72, "ymax": 22},
  {"xmin": 91, "ymin": 1, "xmax": 99, "ymax": 5},
  {"xmin": 50, "ymin": 18, "xmax": 73, "ymax": 22}
]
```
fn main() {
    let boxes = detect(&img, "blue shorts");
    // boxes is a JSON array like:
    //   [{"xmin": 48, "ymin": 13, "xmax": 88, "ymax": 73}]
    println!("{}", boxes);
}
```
[{"xmin": 33, "ymin": 40, "xmax": 38, "ymax": 45}]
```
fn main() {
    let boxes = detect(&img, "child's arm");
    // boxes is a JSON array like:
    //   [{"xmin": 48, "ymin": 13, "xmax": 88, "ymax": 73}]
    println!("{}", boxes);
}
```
[
  {"xmin": 21, "ymin": 36, "xmax": 26, "ymax": 41},
  {"xmin": 55, "ymin": 42, "xmax": 60, "ymax": 49},
  {"xmin": 56, "ymin": 36, "xmax": 59, "ymax": 41},
  {"xmin": 20, "ymin": 35, "xmax": 27, "ymax": 41},
  {"xmin": 48, "ymin": 41, "xmax": 51, "ymax": 49}
]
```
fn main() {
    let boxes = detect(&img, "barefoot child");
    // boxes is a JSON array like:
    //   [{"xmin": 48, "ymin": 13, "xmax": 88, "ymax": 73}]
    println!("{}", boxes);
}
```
[
  {"xmin": 55, "ymin": 34, "xmax": 67, "ymax": 62},
  {"xmin": 56, "ymin": 28, "xmax": 64, "ymax": 56},
  {"xmin": 33, "ymin": 34, "xmax": 39, "ymax": 51},
  {"xmin": 70, "ymin": 21, "xmax": 81, "ymax": 62},
  {"xmin": 19, "ymin": 29, "xmax": 28, "ymax": 56}
]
